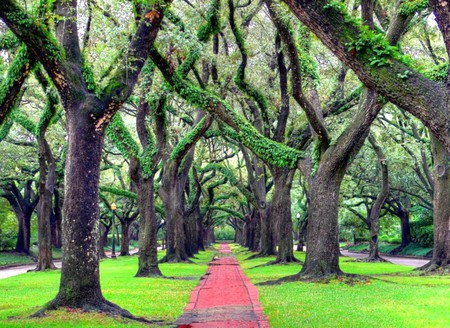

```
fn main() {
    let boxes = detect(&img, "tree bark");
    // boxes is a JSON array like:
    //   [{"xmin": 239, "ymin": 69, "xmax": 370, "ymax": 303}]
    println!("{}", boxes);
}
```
[
  {"xmin": 135, "ymin": 174, "xmax": 162, "ymax": 276},
  {"xmin": 35, "ymin": 137, "xmax": 56, "ymax": 270},
  {"xmin": 46, "ymin": 105, "xmax": 125, "ymax": 313},
  {"xmin": 120, "ymin": 220, "xmax": 131, "ymax": 256},
  {"xmin": 51, "ymin": 188, "xmax": 63, "ymax": 248},
  {"xmin": 419, "ymin": 135, "xmax": 450, "ymax": 272},
  {"xmin": 270, "ymin": 167, "xmax": 298, "ymax": 263},
  {"xmin": 366, "ymin": 134, "xmax": 389, "ymax": 262}
]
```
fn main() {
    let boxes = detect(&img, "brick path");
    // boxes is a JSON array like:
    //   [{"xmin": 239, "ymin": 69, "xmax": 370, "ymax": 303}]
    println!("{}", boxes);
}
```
[{"xmin": 176, "ymin": 243, "xmax": 269, "ymax": 328}]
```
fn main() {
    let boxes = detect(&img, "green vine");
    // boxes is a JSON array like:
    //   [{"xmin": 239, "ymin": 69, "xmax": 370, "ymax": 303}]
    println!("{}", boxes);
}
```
[
  {"xmin": 398, "ymin": 0, "xmax": 429, "ymax": 16},
  {"xmin": 100, "ymin": 185, "xmax": 137, "ymax": 200},
  {"xmin": 170, "ymin": 116, "xmax": 207, "ymax": 161},
  {"xmin": 106, "ymin": 113, "xmax": 140, "ymax": 159}
]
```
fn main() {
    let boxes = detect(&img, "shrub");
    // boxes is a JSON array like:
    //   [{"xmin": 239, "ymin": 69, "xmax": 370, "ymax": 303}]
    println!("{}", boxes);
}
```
[
  {"xmin": 411, "ymin": 224, "xmax": 434, "ymax": 247},
  {"xmin": 214, "ymin": 226, "xmax": 235, "ymax": 241}
]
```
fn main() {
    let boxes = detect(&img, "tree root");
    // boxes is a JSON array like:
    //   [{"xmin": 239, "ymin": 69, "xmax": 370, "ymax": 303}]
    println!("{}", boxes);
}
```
[
  {"xmin": 135, "ymin": 269, "xmax": 163, "ymax": 278},
  {"xmin": 28, "ymin": 263, "xmax": 57, "ymax": 272},
  {"xmin": 159, "ymin": 255, "xmax": 193, "ymax": 264},
  {"xmin": 245, "ymin": 251, "xmax": 277, "ymax": 260},
  {"xmin": 359, "ymin": 256, "xmax": 390, "ymax": 263},
  {"xmin": 416, "ymin": 258, "xmax": 450, "ymax": 274},
  {"xmin": 250, "ymin": 258, "xmax": 303, "ymax": 269},
  {"xmin": 257, "ymin": 272, "xmax": 368, "ymax": 286},
  {"xmin": 31, "ymin": 298, "xmax": 167, "ymax": 325}
]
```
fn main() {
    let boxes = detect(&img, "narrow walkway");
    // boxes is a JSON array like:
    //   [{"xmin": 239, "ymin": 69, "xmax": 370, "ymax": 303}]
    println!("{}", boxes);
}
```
[
  {"xmin": 341, "ymin": 250, "xmax": 429, "ymax": 268},
  {"xmin": 177, "ymin": 243, "xmax": 269, "ymax": 328}
]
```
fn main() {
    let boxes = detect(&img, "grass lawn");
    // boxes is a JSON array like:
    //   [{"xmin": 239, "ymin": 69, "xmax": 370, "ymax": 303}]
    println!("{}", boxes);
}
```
[
  {"xmin": 0, "ymin": 252, "xmax": 34, "ymax": 267},
  {"xmin": 231, "ymin": 244, "xmax": 450, "ymax": 328},
  {"xmin": 0, "ymin": 248, "xmax": 216, "ymax": 327}
]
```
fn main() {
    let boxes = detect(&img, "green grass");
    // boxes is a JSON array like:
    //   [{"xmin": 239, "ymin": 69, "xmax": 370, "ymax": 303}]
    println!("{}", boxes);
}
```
[
  {"xmin": 231, "ymin": 244, "xmax": 450, "ymax": 328},
  {"xmin": 0, "ymin": 248, "xmax": 216, "ymax": 327},
  {"xmin": 0, "ymin": 252, "xmax": 34, "ymax": 267}
]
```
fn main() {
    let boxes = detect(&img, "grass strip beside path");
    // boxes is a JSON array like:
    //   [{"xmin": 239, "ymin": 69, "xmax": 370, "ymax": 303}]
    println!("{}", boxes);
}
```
[
  {"xmin": 0, "ymin": 249, "xmax": 215, "ymax": 327},
  {"xmin": 231, "ymin": 244, "xmax": 450, "ymax": 328}
]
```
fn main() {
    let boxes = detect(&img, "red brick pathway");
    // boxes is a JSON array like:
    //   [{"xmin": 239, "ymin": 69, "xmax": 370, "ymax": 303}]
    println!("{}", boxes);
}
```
[{"xmin": 176, "ymin": 243, "xmax": 269, "ymax": 328}]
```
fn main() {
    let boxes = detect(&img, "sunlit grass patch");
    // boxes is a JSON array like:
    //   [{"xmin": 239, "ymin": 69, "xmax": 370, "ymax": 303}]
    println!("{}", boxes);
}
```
[
  {"xmin": 0, "ymin": 248, "xmax": 215, "ymax": 327},
  {"xmin": 232, "ymin": 244, "xmax": 450, "ymax": 328}
]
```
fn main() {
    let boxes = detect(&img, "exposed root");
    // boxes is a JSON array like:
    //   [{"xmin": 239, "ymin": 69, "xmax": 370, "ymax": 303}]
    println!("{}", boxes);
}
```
[
  {"xmin": 135, "ymin": 269, "xmax": 163, "ymax": 278},
  {"xmin": 416, "ymin": 259, "xmax": 450, "ymax": 274},
  {"xmin": 359, "ymin": 256, "xmax": 390, "ymax": 263},
  {"xmin": 250, "ymin": 258, "xmax": 303, "ymax": 269},
  {"xmin": 245, "ymin": 251, "xmax": 277, "ymax": 260},
  {"xmin": 28, "ymin": 263, "xmax": 57, "ymax": 272},
  {"xmin": 31, "ymin": 298, "xmax": 166, "ymax": 325},
  {"xmin": 159, "ymin": 254, "xmax": 193, "ymax": 264},
  {"xmin": 257, "ymin": 272, "xmax": 368, "ymax": 286}
]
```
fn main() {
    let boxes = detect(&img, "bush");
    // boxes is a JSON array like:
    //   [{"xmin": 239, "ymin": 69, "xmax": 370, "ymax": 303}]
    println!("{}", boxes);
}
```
[
  {"xmin": 214, "ymin": 226, "xmax": 235, "ymax": 241},
  {"xmin": 0, "ymin": 230, "xmax": 16, "ymax": 250},
  {"xmin": 411, "ymin": 225, "xmax": 434, "ymax": 247}
]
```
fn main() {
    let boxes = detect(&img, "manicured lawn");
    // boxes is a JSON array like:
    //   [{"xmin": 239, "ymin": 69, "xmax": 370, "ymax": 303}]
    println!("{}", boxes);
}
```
[
  {"xmin": 0, "ymin": 248, "xmax": 215, "ymax": 327},
  {"xmin": 0, "ymin": 252, "xmax": 34, "ymax": 267},
  {"xmin": 231, "ymin": 245, "xmax": 450, "ymax": 328}
]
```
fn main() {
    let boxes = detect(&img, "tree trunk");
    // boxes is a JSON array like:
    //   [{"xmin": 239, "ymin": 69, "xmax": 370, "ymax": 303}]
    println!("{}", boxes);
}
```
[
  {"xmin": 160, "ymin": 176, "xmax": 189, "ymax": 262},
  {"xmin": 271, "ymin": 167, "xmax": 298, "ymax": 263},
  {"xmin": 184, "ymin": 211, "xmax": 199, "ymax": 256},
  {"xmin": 419, "ymin": 135, "xmax": 450, "ymax": 272},
  {"xmin": 366, "ymin": 134, "xmax": 389, "ymax": 262},
  {"xmin": 257, "ymin": 206, "xmax": 276, "ymax": 256},
  {"xmin": 390, "ymin": 209, "xmax": 412, "ymax": 254},
  {"xmin": 197, "ymin": 213, "xmax": 205, "ymax": 251},
  {"xmin": 46, "ymin": 109, "xmax": 127, "ymax": 314},
  {"xmin": 98, "ymin": 224, "xmax": 109, "ymax": 259},
  {"xmin": 35, "ymin": 138, "xmax": 56, "ymax": 271},
  {"xmin": 297, "ymin": 217, "xmax": 307, "ymax": 251},
  {"xmin": 120, "ymin": 220, "xmax": 131, "ymax": 256},
  {"xmin": 52, "ymin": 188, "xmax": 63, "ymax": 248},
  {"xmin": 15, "ymin": 212, "xmax": 28, "ymax": 254},
  {"xmin": 299, "ymin": 171, "xmax": 343, "ymax": 278},
  {"xmin": 135, "ymin": 175, "xmax": 162, "ymax": 276}
]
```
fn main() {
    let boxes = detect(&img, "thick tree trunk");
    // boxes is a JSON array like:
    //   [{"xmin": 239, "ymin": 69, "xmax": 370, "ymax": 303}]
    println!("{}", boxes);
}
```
[
  {"xmin": 299, "ymin": 171, "xmax": 343, "ymax": 278},
  {"xmin": 160, "ymin": 179, "xmax": 189, "ymax": 262},
  {"xmin": 135, "ymin": 175, "xmax": 162, "ymax": 276},
  {"xmin": 419, "ymin": 135, "xmax": 450, "ymax": 272},
  {"xmin": 271, "ymin": 167, "xmax": 298, "ymax": 263},
  {"xmin": 46, "ymin": 109, "xmax": 128, "ymax": 314},
  {"xmin": 120, "ymin": 220, "xmax": 131, "ymax": 256}
]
